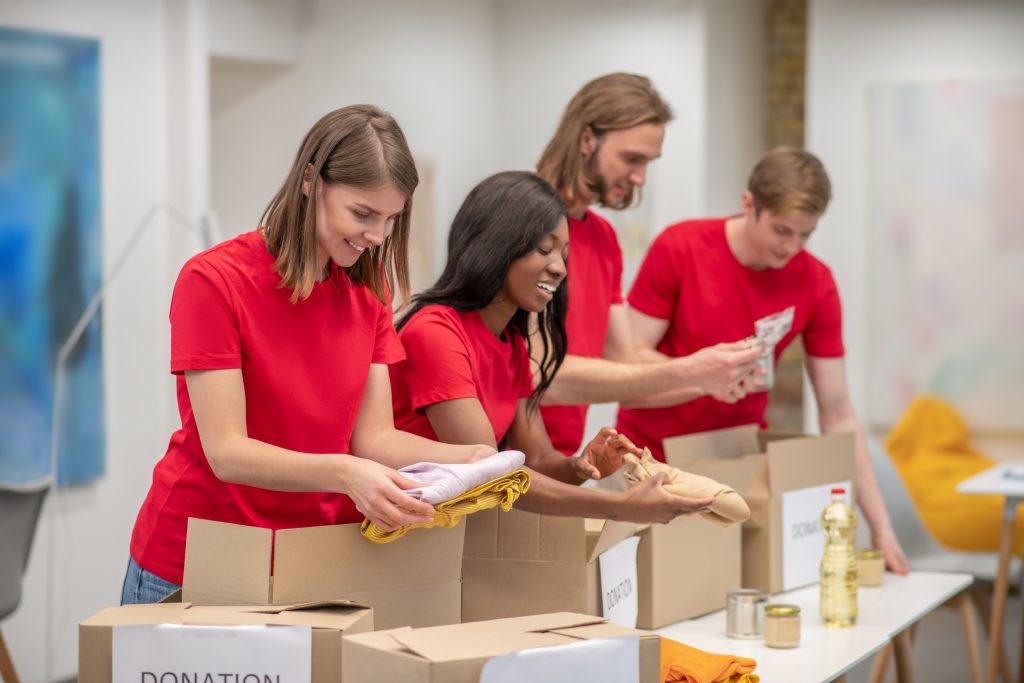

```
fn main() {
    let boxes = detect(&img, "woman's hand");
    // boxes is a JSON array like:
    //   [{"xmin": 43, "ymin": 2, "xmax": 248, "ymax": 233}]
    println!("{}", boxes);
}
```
[
  {"xmin": 337, "ymin": 456, "xmax": 436, "ymax": 531},
  {"xmin": 573, "ymin": 427, "xmax": 641, "ymax": 480},
  {"xmin": 613, "ymin": 472, "xmax": 714, "ymax": 524}
]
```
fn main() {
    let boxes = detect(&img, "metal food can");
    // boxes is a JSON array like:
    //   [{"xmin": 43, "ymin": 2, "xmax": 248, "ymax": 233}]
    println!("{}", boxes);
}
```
[{"xmin": 726, "ymin": 588, "xmax": 766, "ymax": 639}]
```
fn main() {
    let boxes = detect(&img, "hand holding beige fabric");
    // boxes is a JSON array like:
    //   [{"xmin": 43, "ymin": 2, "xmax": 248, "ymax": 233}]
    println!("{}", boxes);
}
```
[{"xmin": 623, "ymin": 449, "xmax": 750, "ymax": 527}]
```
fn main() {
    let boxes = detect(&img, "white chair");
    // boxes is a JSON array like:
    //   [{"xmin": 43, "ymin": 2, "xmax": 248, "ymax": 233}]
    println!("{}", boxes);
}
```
[
  {"xmin": 868, "ymin": 441, "xmax": 1014, "ymax": 683},
  {"xmin": 0, "ymin": 484, "xmax": 49, "ymax": 683}
]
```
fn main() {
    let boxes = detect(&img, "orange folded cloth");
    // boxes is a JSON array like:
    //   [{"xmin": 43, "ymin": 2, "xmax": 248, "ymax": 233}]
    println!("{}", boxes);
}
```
[
  {"xmin": 661, "ymin": 637, "xmax": 760, "ymax": 683},
  {"xmin": 623, "ymin": 449, "xmax": 750, "ymax": 527}
]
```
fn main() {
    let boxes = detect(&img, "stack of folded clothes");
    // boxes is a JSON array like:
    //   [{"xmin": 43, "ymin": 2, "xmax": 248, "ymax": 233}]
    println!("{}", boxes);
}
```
[{"xmin": 361, "ymin": 450, "xmax": 530, "ymax": 543}]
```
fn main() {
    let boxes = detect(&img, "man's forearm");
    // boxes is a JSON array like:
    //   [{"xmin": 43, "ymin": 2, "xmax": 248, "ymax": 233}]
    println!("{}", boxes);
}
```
[
  {"xmin": 540, "ymin": 353, "xmax": 695, "ymax": 406},
  {"xmin": 822, "ymin": 414, "xmax": 895, "ymax": 538}
]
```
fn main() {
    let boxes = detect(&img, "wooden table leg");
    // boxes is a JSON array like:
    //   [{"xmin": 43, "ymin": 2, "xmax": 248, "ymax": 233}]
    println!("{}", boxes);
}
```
[
  {"xmin": 869, "ymin": 642, "xmax": 893, "ymax": 683},
  {"xmin": 986, "ymin": 499, "xmax": 1018, "ymax": 683},
  {"xmin": 973, "ymin": 587, "xmax": 1014, "ymax": 683},
  {"xmin": 955, "ymin": 591, "xmax": 984, "ymax": 683},
  {"xmin": 893, "ymin": 628, "xmax": 915, "ymax": 683},
  {"xmin": 0, "ymin": 628, "xmax": 20, "ymax": 683}
]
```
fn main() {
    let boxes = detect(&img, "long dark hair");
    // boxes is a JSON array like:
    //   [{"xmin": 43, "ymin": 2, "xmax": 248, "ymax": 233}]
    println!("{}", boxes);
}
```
[{"xmin": 398, "ymin": 171, "xmax": 568, "ymax": 412}]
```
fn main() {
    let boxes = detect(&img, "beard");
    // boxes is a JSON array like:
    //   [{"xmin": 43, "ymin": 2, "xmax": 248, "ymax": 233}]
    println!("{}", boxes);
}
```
[{"xmin": 587, "ymin": 142, "xmax": 635, "ymax": 210}]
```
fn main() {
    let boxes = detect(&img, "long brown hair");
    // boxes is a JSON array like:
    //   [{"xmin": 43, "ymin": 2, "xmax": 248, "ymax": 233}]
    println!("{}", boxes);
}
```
[
  {"xmin": 537, "ymin": 73, "xmax": 673, "ymax": 209},
  {"xmin": 261, "ymin": 105, "xmax": 418, "ymax": 303}
]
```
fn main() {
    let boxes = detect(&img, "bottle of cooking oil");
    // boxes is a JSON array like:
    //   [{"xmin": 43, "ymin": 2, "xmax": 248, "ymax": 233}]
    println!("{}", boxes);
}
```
[{"xmin": 820, "ymin": 486, "xmax": 858, "ymax": 627}]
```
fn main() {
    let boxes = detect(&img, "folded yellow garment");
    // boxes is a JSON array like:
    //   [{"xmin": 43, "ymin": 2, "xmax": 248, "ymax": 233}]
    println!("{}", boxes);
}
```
[
  {"xmin": 661, "ymin": 637, "xmax": 759, "ymax": 683},
  {"xmin": 360, "ymin": 468, "xmax": 531, "ymax": 543},
  {"xmin": 623, "ymin": 449, "xmax": 750, "ymax": 527},
  {"xmin": 886, "ymin": 395, "xmax": 1024, "ymax": 553}
]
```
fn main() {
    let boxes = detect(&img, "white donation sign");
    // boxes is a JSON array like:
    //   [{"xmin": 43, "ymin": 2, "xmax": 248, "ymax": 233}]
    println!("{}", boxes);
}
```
[
  {"xmin": 598, "ymin": 536, "xmax": 641, "ymax": 628},
  {"xmin": 479, "ymin": 635, "xmax": 640, "ymax": 683},
  {"xmin": 112, "ymin": 623, "xmax": 311, "ymax": 683},
  {"xmin": 781, "ymin": 480, "xmax": 852, "ymax": 591}
]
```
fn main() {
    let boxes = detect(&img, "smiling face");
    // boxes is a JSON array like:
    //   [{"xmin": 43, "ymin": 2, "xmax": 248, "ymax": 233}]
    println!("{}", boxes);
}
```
[
  {"xmin": 740, "ymin": 191, "xmax": 819, "ymax": 269},
  {"xmin": 500, "ymin": 218, "xmax": 569, "ymax": 314},
  {"xmin": 303, "ymin": 166, "xmax": 407, "ymax": 271},
  {"xmin": 582, "ymin": 123, "xmax": 664, "ymax": 210}
]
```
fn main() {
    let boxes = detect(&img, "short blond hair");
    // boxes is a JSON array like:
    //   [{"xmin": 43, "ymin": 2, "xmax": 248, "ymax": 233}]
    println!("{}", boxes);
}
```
[
  {"xmin": 537, "ymin": 73, "xmax": 673, "ymax": 209},
  {"xmin": 748, "ymin": 147, "xmax": 832, "ymax": 216}
]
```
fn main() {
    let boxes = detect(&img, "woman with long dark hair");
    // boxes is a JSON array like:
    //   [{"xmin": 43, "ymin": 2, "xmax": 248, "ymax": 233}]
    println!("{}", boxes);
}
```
[{"xmin": 391, "ymin": 171, "xmax": 713, "ymax": 520}]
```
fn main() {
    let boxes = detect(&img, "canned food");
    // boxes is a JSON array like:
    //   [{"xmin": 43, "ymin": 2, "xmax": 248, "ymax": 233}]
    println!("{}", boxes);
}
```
[{"xmin": 726, "ymin": 588, "xmax": 766, "ymax": 639}]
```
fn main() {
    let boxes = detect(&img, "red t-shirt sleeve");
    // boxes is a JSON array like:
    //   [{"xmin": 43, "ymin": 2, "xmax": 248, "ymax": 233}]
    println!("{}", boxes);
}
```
[
  {"xmin": 372, "ymin": 298, "xmax": 406, "ymax": 365},
  {"xmin": 609, "ymin": 228, "xmax": 625, "ymax": 306},
  {"xmin": 169, "ymin": 260, "xmax": 241, "ymax": 374},
  {"xmin": 627, "ymin": 229, "xmax": 679, "ymax": 321},
  {"xmin": 401, "ymin": 311, "xmax": 477, "ymax": 412},
  {"xmin": 803, "ymin": 266, "xmax": 845, "ymax": 358},
  {"xmin": 513, "ymin": 335, "xmax": 535, "ymax": 399}
]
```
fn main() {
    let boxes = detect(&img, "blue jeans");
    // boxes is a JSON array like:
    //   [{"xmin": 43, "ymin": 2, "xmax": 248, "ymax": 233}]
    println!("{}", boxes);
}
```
[{"xmin": 120, "ymin": 557, "xmax": 181, "ymax": 605}]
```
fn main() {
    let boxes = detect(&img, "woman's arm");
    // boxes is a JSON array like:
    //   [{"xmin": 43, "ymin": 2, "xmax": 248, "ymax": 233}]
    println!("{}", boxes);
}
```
[
  {"xmin": 186, "ymin": 368, "xmax": 435, "ymax": 530},
  {"xmin": 350, "ymin": 364, "xmax": 494, "ymax": 466}
]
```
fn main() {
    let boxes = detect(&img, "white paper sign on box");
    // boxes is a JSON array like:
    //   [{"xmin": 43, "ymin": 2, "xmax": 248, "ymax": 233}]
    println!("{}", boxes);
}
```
[
  {"xmin": 112, "ymin": 623, "xmax": 311, "ymax": 683},
  {"xmin": 781, "ymin": 480, "xmax": 852, "ymax": 591},
  {"xmin": 598, "ymin": 535, "xmax": 641, "ymax": 627},
  {"xmin": 479, "ymin": 635, "xmax": 640, "ymax": 683}
]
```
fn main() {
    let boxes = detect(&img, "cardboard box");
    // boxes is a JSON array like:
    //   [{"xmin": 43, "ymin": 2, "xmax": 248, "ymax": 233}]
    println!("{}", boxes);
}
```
[
  {"xmin": 461, "ymin": 505, "xmax": 740, "ymax": 628},
  {"xmin": 663, "ymin": 424, "xmax": 856, "ymax": 595},
  {"xmin": 342, "ymin": 612, "xmax": 660, "ymax": 683},
  {"xmin": 79, "ymin": 600, "xmax": 372, "ymax": 683},
  {"xmin": 182, "ymin": 518, "xmax": 465, "ymax": 629}
]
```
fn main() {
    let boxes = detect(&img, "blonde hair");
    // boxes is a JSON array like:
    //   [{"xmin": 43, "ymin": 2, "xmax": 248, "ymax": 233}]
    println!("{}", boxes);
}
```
[
  {"xmin": 261, "ymin": 105, "xmax": 418, "ymax": 303},
  {"xmin": 537, "ymin": 73, "xmax": 673, "ymax": 209},
  {"xmin": 748, "ymin": 147, "xmax": 832, "ymax": 216}
]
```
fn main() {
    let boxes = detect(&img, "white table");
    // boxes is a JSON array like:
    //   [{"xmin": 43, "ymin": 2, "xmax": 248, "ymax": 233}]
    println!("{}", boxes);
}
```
[
  {"xmin": 959, "ymin": 463, "xmax": 1024, "ymax": 683},
  {"xmin": 655, "ymin": 571, "xmax": 973, "ymax": 683}
]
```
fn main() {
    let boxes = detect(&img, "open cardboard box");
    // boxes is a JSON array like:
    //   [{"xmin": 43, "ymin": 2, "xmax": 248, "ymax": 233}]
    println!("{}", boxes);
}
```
[
  {"xmin": 342, "ymin": 612, "xmax": 660, "ymax": 683},
  {"xmin": 664, "ymin": 424, "xmax": 856, "ymax": 594},
  {"xmin": 79, "ymin": 600, "xmax": 372, "ymax": 683},
  {"xmin": 182, "ymin": 517, "xmax": 465, "ymax": 629},
  {"xmin": 462, "ymin": 505, "xmax": 740, "ymax": 627}
]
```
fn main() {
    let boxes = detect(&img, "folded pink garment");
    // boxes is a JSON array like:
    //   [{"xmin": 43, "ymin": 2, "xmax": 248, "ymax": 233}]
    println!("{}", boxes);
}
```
[{"xmin": 400, "ymin": 450, "xmax": 526, "ymax": 505}]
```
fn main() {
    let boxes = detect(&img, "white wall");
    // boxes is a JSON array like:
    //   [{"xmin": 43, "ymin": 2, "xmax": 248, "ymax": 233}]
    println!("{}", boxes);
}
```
[
  {"xmin": 0, "ymin": 1, "xmax": 183, "ymax": 681},
  {"xmin": 805, "ymin": 0, "xmax": 1024, "ymax": 437}
]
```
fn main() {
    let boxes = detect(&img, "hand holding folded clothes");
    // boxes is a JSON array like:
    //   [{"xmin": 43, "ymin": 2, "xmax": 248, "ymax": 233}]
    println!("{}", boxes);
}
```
[
  {"xmin": 623, "ymin": 448, "xmax": 750, "ymax": 527},
  {"xmin": 360, "ymin": 451, "xmax": 531, "ymax": 543}
]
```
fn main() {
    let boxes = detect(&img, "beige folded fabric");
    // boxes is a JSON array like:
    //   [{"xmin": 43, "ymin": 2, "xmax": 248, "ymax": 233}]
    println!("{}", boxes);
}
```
[{"xmin": 623, "ymin": 449, "xmax": 750, "ymax": 527}]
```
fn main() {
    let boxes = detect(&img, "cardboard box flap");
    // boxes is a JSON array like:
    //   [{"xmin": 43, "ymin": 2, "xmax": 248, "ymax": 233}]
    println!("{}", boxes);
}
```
[
  {"xmin": 547, "ymin": 622, "xmax": 647, "ymax": 640},
  {"xmin": 766, "ymin": 431, "xmax": 856, "ymax": 493},
  {"xmin": 81, "ymin": 603, "xmax": 189, "ymax": 627},
  {"xmin": 234, "ymin": 599, "xmax": 370, "ymax": 613},
  {"xmin": 272, "ymin": 522, "xmax": 464, "ymax": 604},
  {"xmin": 587, "ymin": 519, "xmax": 639, "ymax": 563},
  {"xmin": 387, "ymin": 613, "xmax": 607, "ymax": 663},
  {"xmin": 182, "ymin": 518, "xmax": 273, "ymax": 604},
  {"xmin": 663, "ymin": 424, "xmax": 761, "ymax": 468}
]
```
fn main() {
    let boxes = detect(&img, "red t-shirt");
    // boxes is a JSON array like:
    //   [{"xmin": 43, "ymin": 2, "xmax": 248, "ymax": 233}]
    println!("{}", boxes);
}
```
[
  {"xmin": 540, "ymin": 210, "xmax": 624, "ymax": 455},
  {"xmin": 616, "ymin": 218, "xmax": 844, "ymax": 460},
  {"xmin": 391, "ymin": 306, "xmax": 534, "ymax": 444},
  {"xmin": 129, "ymin": 230, "xmax": 405, "ymax": 584}
]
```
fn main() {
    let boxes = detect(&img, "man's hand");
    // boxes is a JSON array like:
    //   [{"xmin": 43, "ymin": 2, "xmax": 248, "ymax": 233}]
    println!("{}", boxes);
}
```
[
  {"xmin": 681, "ymin": 341, "xmax": 765, "ymax": 403},
  {"xmin": 573, "ymin": 427, "xmax": 641, "ymax": 480},
  {"xmin": 872, "ymin": 526, "xmax": 910, "ymax": 575}
]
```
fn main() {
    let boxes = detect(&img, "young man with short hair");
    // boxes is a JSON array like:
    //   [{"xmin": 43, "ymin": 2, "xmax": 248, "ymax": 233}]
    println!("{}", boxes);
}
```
[{"xmin": 617, "ymin": 148, "xmax": 910, "ymax": 573}]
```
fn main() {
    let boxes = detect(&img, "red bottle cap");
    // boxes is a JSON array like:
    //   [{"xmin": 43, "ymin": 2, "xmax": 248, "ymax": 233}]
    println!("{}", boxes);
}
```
[{"xmin": 831, "ymin": 487, "xmax": 845, "ymax": 495}]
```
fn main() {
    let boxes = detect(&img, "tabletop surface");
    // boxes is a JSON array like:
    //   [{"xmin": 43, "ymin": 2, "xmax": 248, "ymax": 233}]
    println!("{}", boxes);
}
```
[
  {"xmin": 958, "ymin": 462, "xmax": 1024, "ymax": 496},
  {"xmin": 654, "ymin": 571, "xmax": 972, "ymax": 683}
]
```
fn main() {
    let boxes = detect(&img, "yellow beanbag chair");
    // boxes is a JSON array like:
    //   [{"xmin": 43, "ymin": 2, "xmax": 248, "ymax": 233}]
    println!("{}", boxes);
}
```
[{"xmin": 886, "ymin": 395, "xmax": 1024, "ymax": 553}]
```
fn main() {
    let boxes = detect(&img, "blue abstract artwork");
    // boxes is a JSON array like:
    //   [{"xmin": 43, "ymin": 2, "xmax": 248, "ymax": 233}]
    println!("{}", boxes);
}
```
[{"xmin": 0, "ymin": 26, "xmax": 103, "ymax": 487}]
